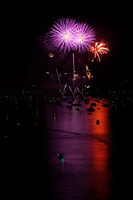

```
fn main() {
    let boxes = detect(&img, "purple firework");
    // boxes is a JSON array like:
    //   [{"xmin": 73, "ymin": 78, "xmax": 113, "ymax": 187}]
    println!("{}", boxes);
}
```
[
  {"xmin": 44, "ymin": 18, "xmax": 95, "ymax": 53},
  {"xmin": 74, "ymin": 22, "xmax": 95, "ymax": 52},
  {"xmin": 50, "ymin": 18, "xmax": 77, "ymax": 52}
]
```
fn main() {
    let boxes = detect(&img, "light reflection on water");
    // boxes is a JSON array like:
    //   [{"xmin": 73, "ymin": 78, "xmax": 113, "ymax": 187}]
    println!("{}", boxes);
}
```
[
  {"xmin": 39, "ymin": 98, "xmax": 114, "ymax": 199},
  {"xmin": 2, "ymin": 96, "xmax": 126, "ymax": 199}
]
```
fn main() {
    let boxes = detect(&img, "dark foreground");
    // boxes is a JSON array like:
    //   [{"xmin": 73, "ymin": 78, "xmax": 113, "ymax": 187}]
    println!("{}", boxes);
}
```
[{"xmin": 0, "ymin": 95, "xmax": 132, "ymax": 199}]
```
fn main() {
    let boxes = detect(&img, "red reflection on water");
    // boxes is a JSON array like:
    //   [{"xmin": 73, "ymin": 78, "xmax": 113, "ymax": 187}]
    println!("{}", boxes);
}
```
[
  {"xmin": 85, "ymin": 97, "xmax": 113, "ymax": 199},
  {"xmin": 42, "ymin": 98, "xmax": 114, "ymax": 199},
  {"xmin": 86, "ymin": 97, "xmax": 111, "ymax": 135}
]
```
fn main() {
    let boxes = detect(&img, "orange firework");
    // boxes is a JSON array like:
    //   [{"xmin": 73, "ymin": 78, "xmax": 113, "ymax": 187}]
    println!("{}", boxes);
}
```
[
  {"xmin": 86, "ymin": 65, "xmax": 91, "ymax": 80},
  {"xmin": 90, "ymin": 42, "xmax": 109, "ymax": 62}
]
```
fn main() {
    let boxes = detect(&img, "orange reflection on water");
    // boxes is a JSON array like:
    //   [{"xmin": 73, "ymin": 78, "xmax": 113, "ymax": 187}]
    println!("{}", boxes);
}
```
[
  {"xmin": 86, "ymin": 98, "xmax": 111, "ymax": 135},
  {"xmin": 85, "ymin": 97, "xmax": 113, "ymax": 199}
]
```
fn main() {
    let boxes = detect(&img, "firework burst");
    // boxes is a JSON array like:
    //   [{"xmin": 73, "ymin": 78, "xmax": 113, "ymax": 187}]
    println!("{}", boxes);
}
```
[
  {"xmin": 44, "ymin": 18, "xmax": 96, "ymax": 53},
  {"xmin": 50, "ymin": 18, "xmax": 77, "ymax": 52},
  {"xmin": 74, "ymin": 22, "xmax": 95, "ymax": 53},
  {"xmin": 90, "ymin": 42, "xmax": 109, "ymax": 62}
]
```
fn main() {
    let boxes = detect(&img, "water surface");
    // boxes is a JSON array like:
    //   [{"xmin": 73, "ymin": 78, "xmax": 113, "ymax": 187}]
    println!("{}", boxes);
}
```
[{"xmin": 1, "ymin": 97, "xmax": 131, "ymax": 199}]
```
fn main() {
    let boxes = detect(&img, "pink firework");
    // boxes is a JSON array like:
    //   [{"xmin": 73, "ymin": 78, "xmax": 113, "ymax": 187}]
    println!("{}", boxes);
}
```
[
  {"xmin": 50, "ymin": 18, "xmax": 77, "ymax": 52},
  {"xmin": 45, "ymin": 18, "xmax": 96, "ymax": 53},
  {"xmin": 91, "ymin": 42, "xmax": 109, "ymax": 62},
  {"xmin": 74, "ymin": 22, "xmax": 95, "ymax": 53}
]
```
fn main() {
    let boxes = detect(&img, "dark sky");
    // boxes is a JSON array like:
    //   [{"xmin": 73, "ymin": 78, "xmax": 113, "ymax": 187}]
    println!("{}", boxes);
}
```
[{"xmin": 1, "ymin": 2, "xmax": 131, "ymax": 89}]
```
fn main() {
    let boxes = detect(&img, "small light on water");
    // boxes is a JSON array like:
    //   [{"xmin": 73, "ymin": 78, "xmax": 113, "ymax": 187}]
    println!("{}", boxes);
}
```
[{"xmin": 62, "ymin": 158, "xmax": 64, "ymax": 167}]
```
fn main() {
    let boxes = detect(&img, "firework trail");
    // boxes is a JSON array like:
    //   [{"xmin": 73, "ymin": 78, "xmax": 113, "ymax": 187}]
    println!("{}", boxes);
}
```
[
  {"xmin": 86, "ymin": 65, "xmax": 91, "ymax": 80},
  {"xmin": 90, "ymin": 42, "xmax": 109, "ymax": 62}
]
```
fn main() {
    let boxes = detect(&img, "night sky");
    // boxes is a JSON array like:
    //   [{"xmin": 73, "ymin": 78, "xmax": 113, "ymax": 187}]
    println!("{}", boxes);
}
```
[{"xmin": 2, "ymin": 2, "xmax": 131, "ymax": 89}]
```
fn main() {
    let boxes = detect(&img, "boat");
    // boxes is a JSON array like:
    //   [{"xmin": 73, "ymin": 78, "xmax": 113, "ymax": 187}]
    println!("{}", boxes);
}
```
[
  {"xmin": 91, "ymin": 102, "xmax": 96, "ymax": 106},
  {"xmin": 86, "ymin": 106, "xmax": 95, "ymax": 112},
  {"xmin": 72, "ymin": 103, "xmax": 81, "ymax": 106},
  {"xmin": 66, "ymin": 104, "xmax": 72, "ymax": 109},
  {"xmin": 58, "ymin": 154, "xmax": 64, "ymax": 160}
]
